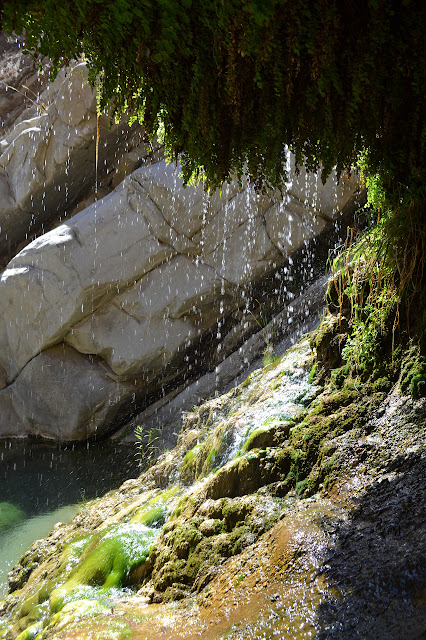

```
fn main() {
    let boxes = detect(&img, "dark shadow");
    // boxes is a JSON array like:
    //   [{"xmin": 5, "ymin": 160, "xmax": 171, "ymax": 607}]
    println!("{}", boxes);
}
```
[
  {"xmin": 0, "ymin": 439, "xmax": 140, "ymax": 517},
  {"xmin": 316, "ymin": 452, "xmax": 426, "ymax": 640}
]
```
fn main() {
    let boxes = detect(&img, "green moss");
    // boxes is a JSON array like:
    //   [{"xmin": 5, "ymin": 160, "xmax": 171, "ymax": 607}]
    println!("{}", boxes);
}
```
[
  {"xmin": 131, "ymin": 486, "xmax": 179, "ymax": 527},
  {"xmin": 262, "ymin": 413, "xmax": 289, "ymax": 426},
  {"xmin": 179, "ymin": 445, "xmax": 202, "ymax": 484},
  {"xmin": 16, "ymin": 624, "xmax": 43, "ymax": 640},
  {"xmin": 131, "ymin": 505, "xmax": 165, "ymax": 527},
  {"xmin": 239, "ymin": 425, "xmax": 275, "ymax": 454},
  {"xmin": 180, "ymin": 421, "xmax": 233, "ymax": 484},
  {"xmin": 308, "ymin": 364, "xmax": 318, "ymax": 384},
  {"xmin": 278, "ymin": 377, "xmax": 378, "ymax": 498},
  {"xmin": 168, "ymin": 524, "xmax": 204, "ymax": 560},
  {"xmin": 372, "ymin": 377, "xmax": 392, "ymax": 393},
  {"xmin": 290, "ymin": 449, "xmax": 308, "ymax": 482},
  {"xmin": 410, "ymin": 373, "xmax": 426, "ymax": 399},
  {"xmin": 222, "ymin": 498, "xmax": 252, "ymax": 530},
  {"xmin": 204, "ymin": 447, "xmax": 219, "ymax": 471},
  {"xmin": 400, "ymin": 343, "xmax": 426, "ymax": 399},
  {"xmin": 18, "ymin": 534, "xmax": 94, "ymax": 619},
  {"xmin": 330, "ymin": 364, "xmax": 350, "ymax": 389},
  {"xmin": 182, "ymin": 444, "xmax": 201, "ymax": 467},
  {"xmin": 295, "ymin": 478, "xmax": 309, "ymax": 496},
  {"xmin": 264, "ymin": 348, "xmax": 281, "ymax": 366},
  {"xmin": 235, "ymin": 573, "xmax": 247, "ymax": 586},
  {"xmin": 0, "ymin": 501, "xmax": 25, "ymax": 533},
  {"xmin": 148, "ymin": 492, "xmax": 283, "ymax": 599},
  {"xmin": 209, "ymin": 533, "xmax": 231, "ymax": 558},
  {"xmin": 229, "ymin": 525, "xmax": 252, "ymax": 555},
  {"xmin": 311, "ymin": 313, "xmax": 344, "ymax": 372},
  {"xmin": 40, "ymin": 599, "xmax": 109, "ymax": 639},
  {"xmin": 152, "ymin": 559, "xmax": 188, "ymax": 591},
  {"xmin": 199, "ymin": 518, "xmax": 224, "ymax": 537},
  {"xmin": 163, "ymin": 584, "xmax": 189, "ymax": 602},
  {"xmin": 239, "ymin": 372, "xmax": 253, "ymax": 389},
  {"xmin": 50, "ymin": 523, "xmax": 157, "ymax": 613},
  {"xmin": 185, "ymin": 540, "xmax": 221, "ymax": 584}
]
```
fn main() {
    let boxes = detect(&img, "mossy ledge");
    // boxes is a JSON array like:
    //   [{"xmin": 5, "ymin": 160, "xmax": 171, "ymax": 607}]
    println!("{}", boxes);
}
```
[{"xmin": 0, "ymin": 328, "xmax": 425, "ymax": 639}]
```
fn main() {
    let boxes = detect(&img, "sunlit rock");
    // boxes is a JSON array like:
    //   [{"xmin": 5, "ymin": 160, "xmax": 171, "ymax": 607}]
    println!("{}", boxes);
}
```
[
  {"xmin": 0, "ymin": 184, "xmax": 174, "ymax": 384},
  {"xmin": 0, "ymin": 150, "xmax": 360, "ymax": 439},
  {"xmin": 0, "ymin": 38, "xmax": 362, "ymax": 440},
  {"xmin": 0, "ymin": 50, "xmax": 145, "ymax": 266},
  {"xmin": 0, "ymin": 344, "xmax": 138, "ymax": 440},
  {"xmin": 66, "ymin": 307, "xmax": 196, "ymax": 378}
]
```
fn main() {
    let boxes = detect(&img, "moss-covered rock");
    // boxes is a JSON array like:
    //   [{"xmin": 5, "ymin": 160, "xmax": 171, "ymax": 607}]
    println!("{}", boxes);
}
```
[
  {"xmin": 204, "ymin": 452, "xmax": 274, "ymax": 500},
  {"xmin": 6, "ymin": 327, "xmax": 424, "ymax": 635},
  {"xmin": 179, "ymin": 419, "xmax": 238, "ymax": 485},
  {"xmin": 400, "ymin": 343, "xmax": 426, "ymax": 399},
  {"xmin": 198, "ymin": 518, "xmax": 224, "ymax": 537},
  {"xmin": 143, "ymin": 492, "xmax": 284, "ymax": 601},
  {"xmin": 310, "ymin": 312, "xmax": 347, "ymax": 373},
  {"xmin": 11, "ymin": 521, "xmax": 158, "ymax": 632},
  {"xmin": 239, "ymin": 420, "xmax": 290, "ymax": 453},
  {"xmin": 130, "ymin": 486, "xmax": 180, "ymax": 527}
]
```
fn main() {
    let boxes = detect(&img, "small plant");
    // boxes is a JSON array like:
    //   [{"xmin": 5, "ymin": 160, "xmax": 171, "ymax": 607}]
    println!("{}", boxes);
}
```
[
  {"xmin": 235, "ymin": 573, "xmax": 247, "ymax": 586},
  {"xmin": 135, "ymin": 425, "xmax": 161, "ymax": 468},
  {"xmin": 6, "ymin": 83, "xmax": 49, "ymax": 113},
  {"xmin": 308, "ymin": 364, "xmax": 318, "ymax": 384},
  {"xmin": 262, "ymin": 345, "xmax": 279, "ymax": 367}
]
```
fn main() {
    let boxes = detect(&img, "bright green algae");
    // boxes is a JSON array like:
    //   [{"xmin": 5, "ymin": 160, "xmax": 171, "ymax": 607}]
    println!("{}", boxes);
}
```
[
  {"xmin": 0, "ymin": 502, "xmax": 25, "ymax": 534},
  {"xmin": 6, "ymin": 484, "xmax": 189, "ymax": 639},
  {"xmin": 12, "ymin": 522, "xmax": 157, "ymax": 640},
  {"xmin": 130, "ymin": 487, "xmax": 180, "ymax": 528},
  {"xmin": 50, "ymin": 523, "xmax": 157, "ymax": 612}
]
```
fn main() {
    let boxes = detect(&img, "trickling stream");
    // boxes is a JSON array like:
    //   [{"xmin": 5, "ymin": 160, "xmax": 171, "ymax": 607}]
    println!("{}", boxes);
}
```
[{"xmin": 0, "ymin": 441, "xmax": 140, "ymax": 597}]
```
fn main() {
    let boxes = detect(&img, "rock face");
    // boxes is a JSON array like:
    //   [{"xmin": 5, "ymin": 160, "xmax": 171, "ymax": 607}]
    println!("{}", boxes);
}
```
[
  {"xmin": 0, "ymin": 35, "xmax": 149, "ymax": 267},
  {"xmin": 1, "ymin": 333, "xmax": 424, "ymax": 640},
  {"xmin": 0, "ymin": 36, "xmax": 362, "ymax": 441}
]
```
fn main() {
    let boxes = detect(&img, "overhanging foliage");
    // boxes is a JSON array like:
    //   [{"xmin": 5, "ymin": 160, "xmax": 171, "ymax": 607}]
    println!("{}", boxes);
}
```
[{"xmin": 1, "ymin": 0, "xmax": 425, "ymax": 191}]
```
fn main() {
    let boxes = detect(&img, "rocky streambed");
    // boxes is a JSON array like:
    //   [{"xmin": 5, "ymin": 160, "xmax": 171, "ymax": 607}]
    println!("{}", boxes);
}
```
[{"xmin": 0, "ymin": 332, "xmax": 424, "ymax": 640}]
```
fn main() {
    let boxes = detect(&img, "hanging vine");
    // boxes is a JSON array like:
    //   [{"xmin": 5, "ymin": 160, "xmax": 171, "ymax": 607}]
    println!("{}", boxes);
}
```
[
  {"xmin": 1, "ymin": 0, "xmax": 425, "ymax": 355},
  {"xmin": 1, "ymin": 0, "xmax": 424, "ymax": 194}
]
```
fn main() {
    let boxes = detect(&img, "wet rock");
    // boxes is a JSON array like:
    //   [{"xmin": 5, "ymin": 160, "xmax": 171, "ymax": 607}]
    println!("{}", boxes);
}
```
[
  {"xmin": 204, "ymin": 450, "xmax": 291, "ymax": 500},
  {"xmin": 1, "ymin": 331, "xmax": 424, "ymax": 639},
  {"xmin": 310, "ymin": 312, "xmax": 348, "ymax": 373},
  {"xmin": 198, "ymin": 518, "xmax": 224, "ymax": 537}
]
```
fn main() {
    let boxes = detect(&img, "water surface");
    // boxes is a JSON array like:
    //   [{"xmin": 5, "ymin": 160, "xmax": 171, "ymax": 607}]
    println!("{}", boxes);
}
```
[{"xmin": 0, "ymin": 440, "xmax": 140, "ymax": 597}]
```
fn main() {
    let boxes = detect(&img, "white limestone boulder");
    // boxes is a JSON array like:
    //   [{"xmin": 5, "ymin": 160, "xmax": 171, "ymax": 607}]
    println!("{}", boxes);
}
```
[
  {"xmin": 64, "ymin": 255, "xmax": 241, "ymax": 376},
  {"xmin": 0, "ymin": 154, "xmax": 361, "ymax": 440},
  {"xmin": 0, "ymin": 180, "xmax": 175, "ymax": 384},
  {"xmin": 0, "ymin": 58, "xmax": 145, "ymax": 265},
  {"xmin": 0, "ymin": 344, "xmax": 137, "ymax": 440}
]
